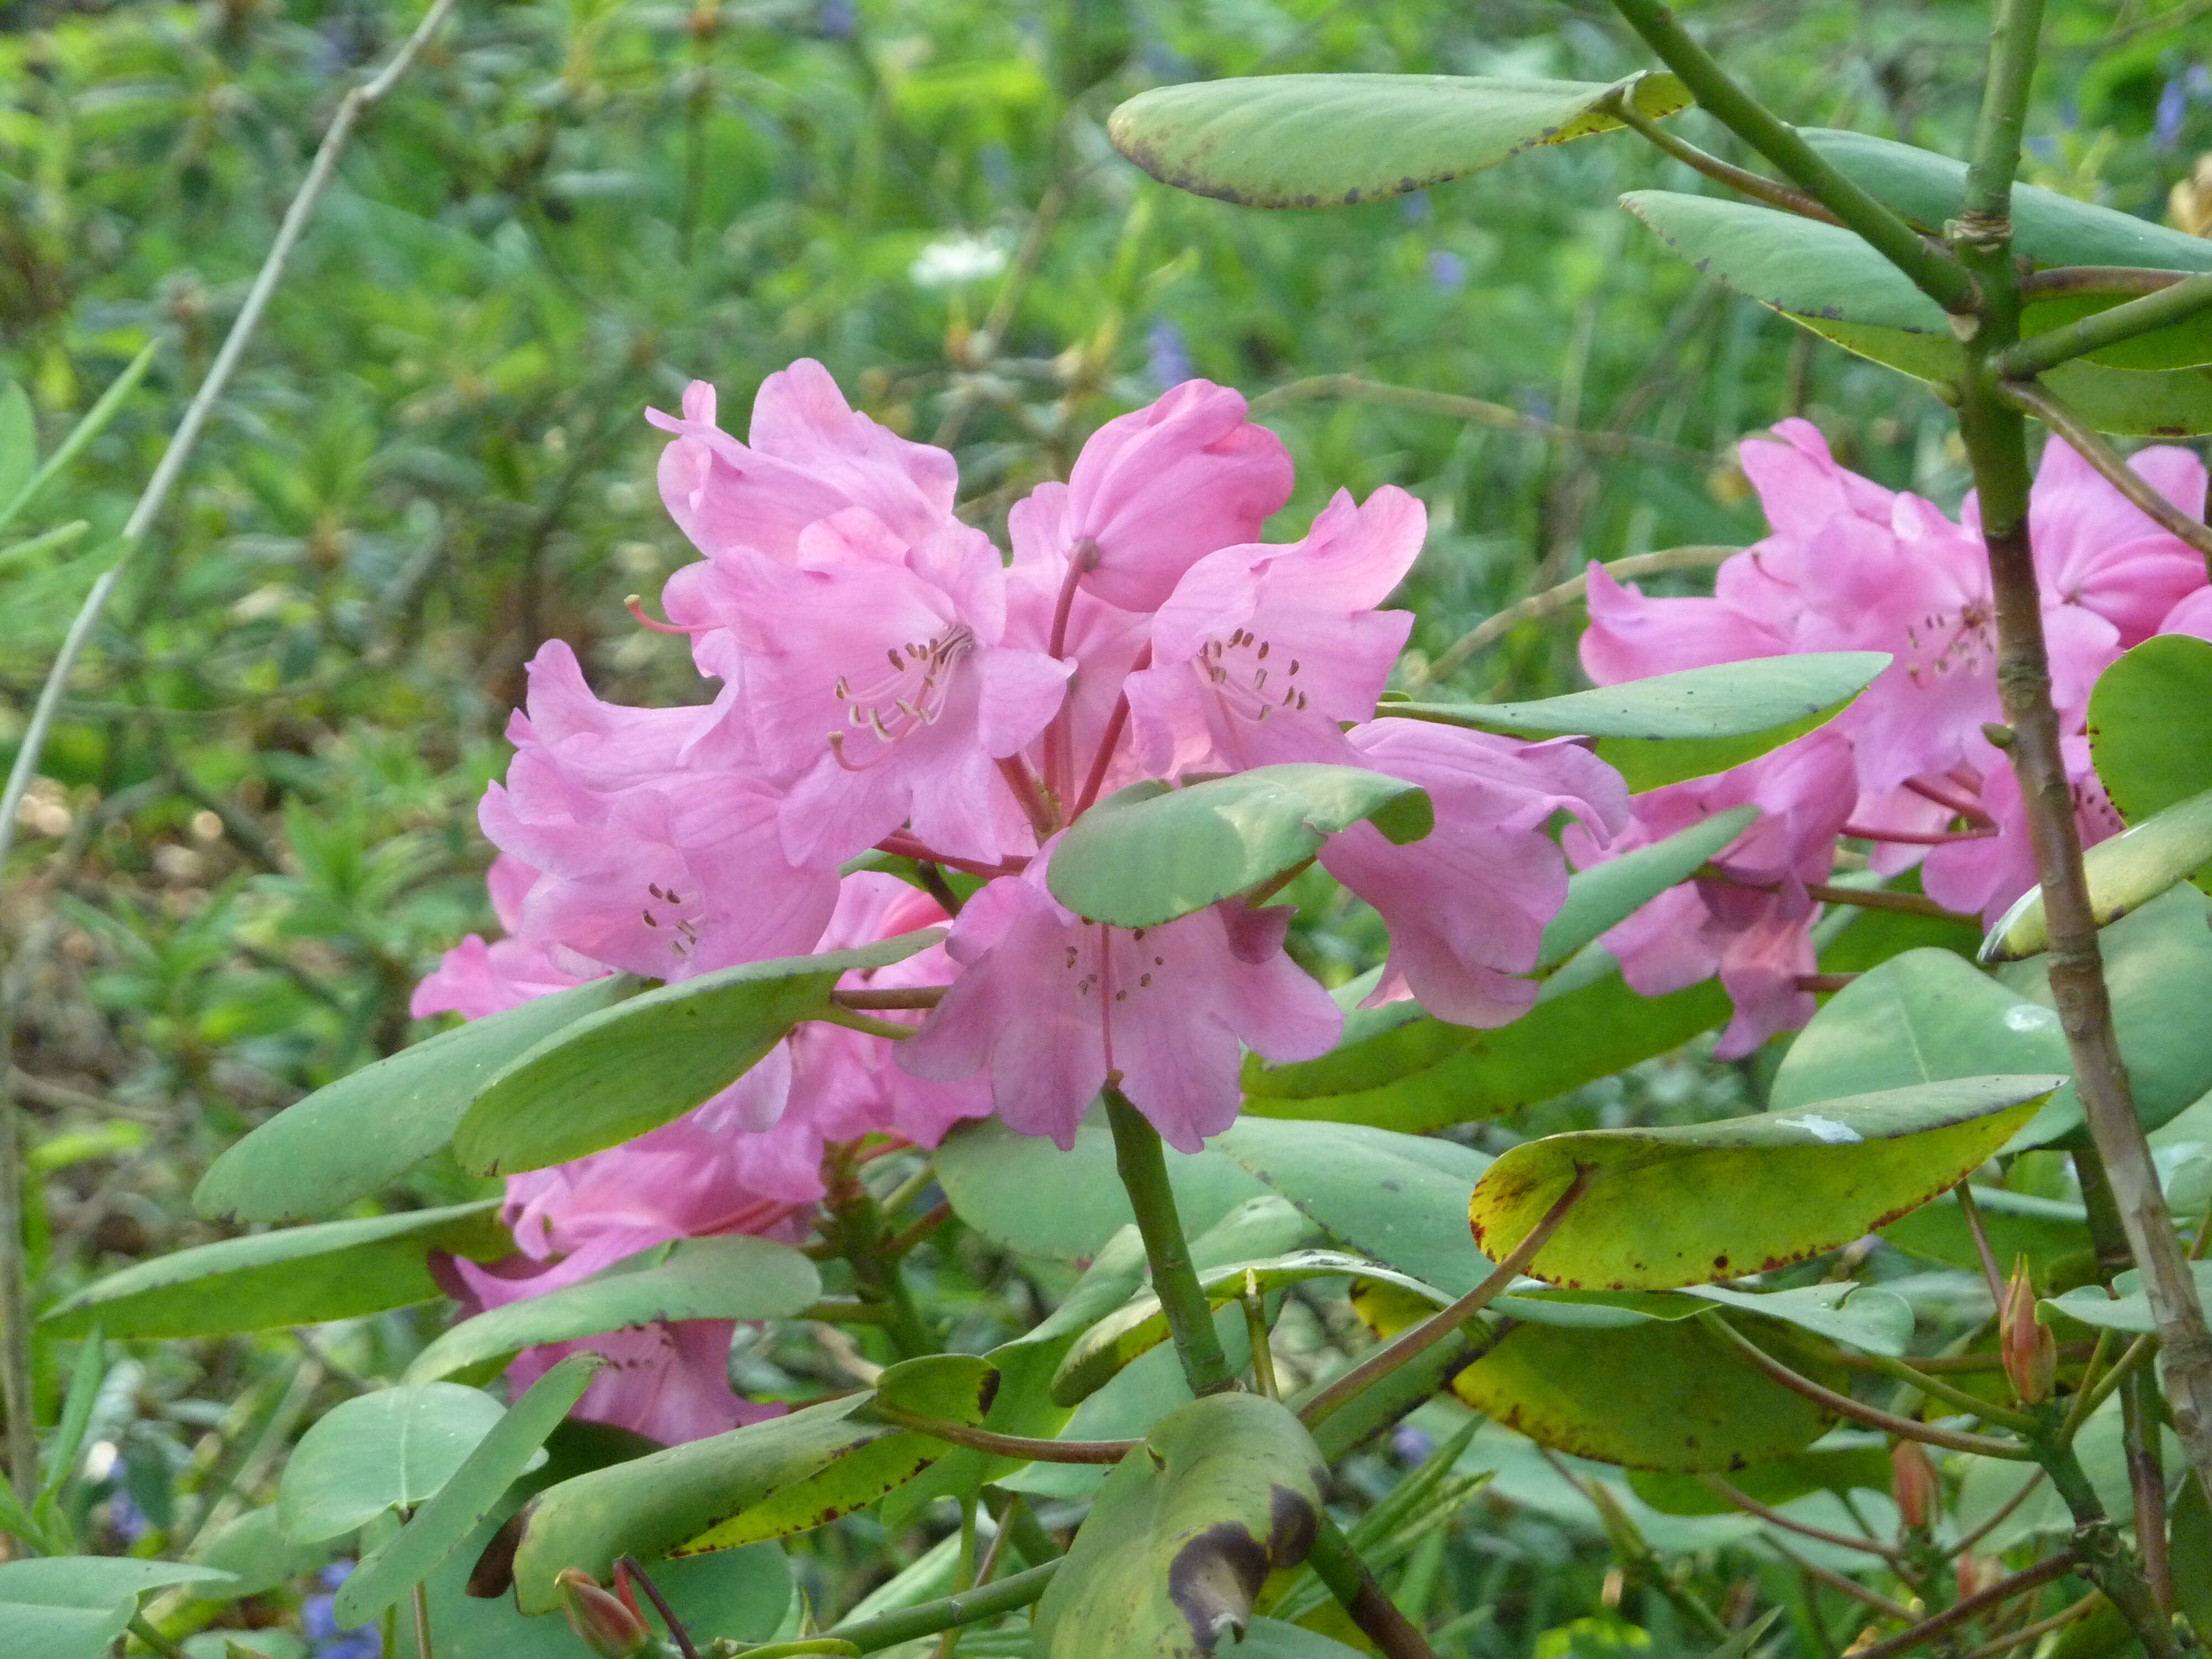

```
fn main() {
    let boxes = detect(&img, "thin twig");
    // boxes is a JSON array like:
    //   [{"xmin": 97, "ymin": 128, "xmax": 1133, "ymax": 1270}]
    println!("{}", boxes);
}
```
[
  {"xmin": 831, "ymin": 987, "xmax": 948, "ymax": 1011},
  {"xmin": 1955, "ymin": 1592, "xmax": 2099, "ymax": 1659},
  {"xmin": 2001, "ymin": 271, "xmax": 2212, "ymax": 379},
  {"xmin": 1999, "ymin": 381, "xmax": 2212, "ymax": 566},
  {"xmin": 1700, "ymin": 1474, "xmax": 1905, "ymax": 1563},
  {"xmin": 1950, "ymin": 1467, "xmax": 2048, "ymax": 1559},
  {"xmin": 1760, "ymin": 1535, "xmax": 1914, "ymax": 1623},
  {"xmin": 1955, "ymin": 1184, "xmax": 2012, "ymax": 1312},
  {"xmin": 1700, "ymin": 1314, "xmax": 2031, "ymax": 1457},
  {"xmin": 1413, "ymin": 544, "xmax": 1738, "ymax": 687},
  {"xmin": 866, "ymin": 1407, "xmax": 1135, "ymax": 1465},
  {"xmin": 1601, "ymin": 88, "xmax": 1840, "ymax": 223},
  {"xmin": 1245, "ymin": 374, "xmax": 1707, "ymax": 465},
  {"xmin": 1841, "ymin": 1552, "xmax": 2079, "ymax": 1659},
  {"xmin": 618, "ymin": 1557, "xmax": 701, "ymax": 1659},
  {"xmin": 1301, "ymin": 1166, "xmax": 1592, "ymax": 1428}
]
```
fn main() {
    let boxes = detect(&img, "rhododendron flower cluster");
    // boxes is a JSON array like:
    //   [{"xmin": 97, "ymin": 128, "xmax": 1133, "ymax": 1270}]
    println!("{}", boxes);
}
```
[
  {"xmin": 414, "ymin": 362, "xmax": 1625, "ymax": 1442},
  {"xmin": 1577, "ymin": 419, "xmax": 2210, "ymax": 1056}
]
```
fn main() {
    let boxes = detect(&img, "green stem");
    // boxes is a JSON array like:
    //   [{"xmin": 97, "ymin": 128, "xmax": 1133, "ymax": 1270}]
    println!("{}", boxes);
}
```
[
  {"xmin": 1307, "ymin": 1515, "xmax": 1439, "ymax": 1659},
  {"xmin": 827, "ymin": 1167, "xmax": 933, "ymax": 1361},
  {"xmin": 1103, "ymin": 1087, "xmax": 1234, "ymax": 1396},
  {"xmin": 2034, "ymin": 1442, "xmax": 2177, "ymax": 1658},
  {"xmin": 867, "ymin": 1405, "xmax": 1134, "ymax": 1464},
  {"xmin": 825, "ymin": 1561, "xmax": 1059, "ymax": 1653},
  {"xmin": 127, "ymin": 1615, "xmax": 190, "ymax": 1659},
  {"xmin": 1961, "ymin": 0, "xmax": 2044, "ymax": 226},
  {"xmin": 1860, "ymin": 1352, "xmax": 2038, "ymax": 1432},
  {"xmin": 2002, "ymin": 272, "xmax": 2212, "ymax": 378},
  {"xmin": 1601, "ymin": 0, "xmax": 1973, "ymax": 310},
  {"xmin": 1837, "ymin": 1554, "xmax": 2080, "ymax": 1659},
  {"xmin": 0, "ymin": 998, "xmax": 30, "ymax": 1510},
  {"xmin": 1603, "ymin": 84, "xmax": 1839, "ymax": 222}
]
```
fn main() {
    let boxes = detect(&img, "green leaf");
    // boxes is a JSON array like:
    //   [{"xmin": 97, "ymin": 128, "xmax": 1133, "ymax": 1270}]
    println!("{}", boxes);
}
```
[
  {"xmin": 1384, "ymin": 654, "xmax": 1887, "ymax": 792},
  {"xmin": 1449, "ymin": 1312, "xmax": 1840, "ymax": 1472},
  {"xmin": 1803, "ymin": 128, "xmax": 2212, "ymax": 276},
  {"xmin": 1622, "ymin": 191, "xmax": 1949, "ymax": 333},
  {"xmin": 2171, "ymin": 1463, "xmax": 2212, "ymax": 1642},
  {"xmin": 0, "ymin": 381, "xmax": 35, "ymax": 510},
  {"xmin": 1540, "ymin": 808, "xmax": 1758, "ymax": 969},
  {"xmin": 406, "ymin": 1236, "xmax": 820, "ymax": 1384},
  {"xmin": 456, "ymin": 932, "xmax": 938, "ymax": 1176},
  {"xmin": 186, "ymin": 1507, "xmax": 343, "ymax": 1601},
  {"xmin": 278, "ymin": 1383, "xmax": 509, "ymax": 1545},
  {"xmin": 1469, "ymin": 1076, "xmax": 2063, "ymax": 1290},
  {"xmin": 0, "ymin": 342, "xmax": 157, "ymax": 539},
  {"xmin": 1626, "ymin": 1437, "xmax": 1893, "ymax": 1516},
  {"xmin": 1033, "ymin": 1392, "xmax": 1326, "ymax": 1659},
  {"xmin": 1995, "ymin": 885, "xmax": 2212, "ymax": 1133},
  {"xmin": 2043, "ymin": 1260, "xmax": 2212, "ymax": 1334},
  {"xmin": 1046, "ymin": 765, "xmax": 1431, "ymax": 928},
  {"xmin": 43, "ymin": 1322, "xmax": 105, "ymax": 1506},
  {"xmin": 1225, "ymin": 1620, "xmax": 1368, "ymax": 1657},
  {"xmin": 2090, "ymin": 634, "xmax": 2212, "ymax": 894},
  {"xmin": 0, "ymin": 1558, "xmax": 239, "ymax": 1659},
  {"xmin": 1985, "ymin": 787, "xmax": 2212, "ymax": 962},
  {"xmin": 1209, "ymin": 1116, "xmax": 1495, "ymax": 1296},
  {"xmin": 43, "ymin": 1201, "xmax": 509, "ymax": 1339},
  {"xmin": 1878, "ymin": 1185, "xmax": 2092, "ymax": 1281},
  {"xmin": 1054, "ymin": 1248, "xmax": 1452, "ymax": 1405},
  {"xmin": 509, "ymin": 1355, "xmax": 996, "ymax": 1613},
  {"xmin": 196, "ymin": 973, "xmax": 637, "ymax": 1222},
  {"xmin": 1770, "ymin": 948, "xmax": 2077, "ymax": 1149},
  {"xmin": 1242, "ymin": 965, "xmax": 1730, "ymax": 1135},
  {"xmin": 336, "ymin": 1354, "xmax": 603, "ymax": 1625},
  {"xmin": 1802, "ymin": 315, "xmax": 2212, "ymax": 437},
  {"xmin": 936, "ymin": 1114, "xmax": 1269, "ymax": 1261},
  {"xmin": 1105, "ymin": 72, "xmax": 1690, "ymax": 210}
]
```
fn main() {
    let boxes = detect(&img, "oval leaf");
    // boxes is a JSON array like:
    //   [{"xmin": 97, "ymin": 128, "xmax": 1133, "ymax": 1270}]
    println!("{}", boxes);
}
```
[
  {"xmin": 2090, "ymin": 633, "xmax": 2212, "ymax": 888},
  {"xmin": 1032, "ymin": 1392, "xmax": 1326, "ymax": 1659},
  {"xmin": 0, "ymin": 1559, "xmax": 239, "ymax": 1659},
  {"xmin": 1106, "ymin": 72, "xmax": 1689, "ymax": 209},
  {"xmin": 1469, "ymin": 1076, "xmax": 2064, "ymax": 1290},
  {"xmin": 455, "ymin": 931, "xmax": 939, "ymax": 1176},
  {"xmin": 1451, "ymin": 1314, "xmax": 1839, "ymax": 1472},
  {"xmin": 43, "ymin": 1201, "xmax": 508, "ymax": 1339},
  {"xmin": 2043, "ymin": 1260, "xmax": 2212, "ymax": 1335},
  {"xmin": 406, "ymin": 1236, "xmax": 821, "ymax": 1384},
  {"xmin": 1984, "ymin": 786, "xmax": 2212, "ymax": 962},
  {"xmin": 335, "ymin": 1354, "xmax": 603, "ymax": 1625},
  {"xmin": 196, "ymin": 973, "xmax": 637, "ymax": 1223},
  {"xmin": 278, "ymin": 1384, "xmax": 508, "ymax": 1545},
  {"xmin": 1384, "ymin": 653, "xmax": 1887, "ymax": 792},
  {"xmin": 1046, "ymin": 764, "xmax": 1431, "ymax": 928}
]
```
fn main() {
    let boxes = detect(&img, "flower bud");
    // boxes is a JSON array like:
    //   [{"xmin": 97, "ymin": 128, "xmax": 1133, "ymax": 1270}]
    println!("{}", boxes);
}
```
[
  {"xmin": 2000, "ymin": 1254, "xmax": 2057, "ymax": 1405},
  {"xmin": 557, "ymin": 1568, "xmax": 656, "ymax": 1659},
  {"xmin": 1890, "ymin": 1441, "xmax": 1939, "ymax": 1531}
]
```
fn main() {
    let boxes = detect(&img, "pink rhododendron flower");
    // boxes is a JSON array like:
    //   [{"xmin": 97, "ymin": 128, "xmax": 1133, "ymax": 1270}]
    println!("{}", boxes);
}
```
[
  {"xmin": 1570, "ymin": 731, "xmax": 1857, "ymax": 1058},
  {"xmin": 2010, "ymin": 439, "xmax": 2208, "ymax": 647},
  {"xmin": 707, "ymin": 509, "xmax": 1070, "ymax": 866},
  {"xmin": 650, "ymin": 363, "xmax": 959, "ymax": 568},
  {"xmin": 481, "ymin": 641, "xmax": 840, "ymax": 980},
  {"xmin": 2162, "ymin": 586, "xmax": 2212, "ymax": 643},
  {"xmin": 509, "ymin": 1321, "xmax": 776, "ymax": 1448},
  {"xmin": 1124, "ymin": 487, "xmax": 1425, "ymax": 777},
  {"xmin": 411, "ymin": 857, "xmax": 597, "ymax": 1021},
  {"xmin": 1318, "ymin": 722, "xmax": 1628, "ymax": 1027},
  {"xmin": 898, "ymin": 847, "xmax": 1342, "ymax": 1152},
  {"xmin": 1032, "ymin": 379, "xmax": 1295, "ymax": 614},
  {"xmin": 1921, "ymin": 738, "xmax": 2126, "ymax": 926}
]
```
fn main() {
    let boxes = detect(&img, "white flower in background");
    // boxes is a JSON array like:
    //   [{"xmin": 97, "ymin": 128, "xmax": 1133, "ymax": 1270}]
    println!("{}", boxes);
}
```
[{"xmin": 909, "ymin": 234, "xmax": 1008, "ymax": 288}]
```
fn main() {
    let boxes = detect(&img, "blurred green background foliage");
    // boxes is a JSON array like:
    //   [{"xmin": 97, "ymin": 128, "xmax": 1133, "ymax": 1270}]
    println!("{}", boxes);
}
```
[{"xmin": 3, "ymin": 0, "xmax": 2210, "ymax": 1648}]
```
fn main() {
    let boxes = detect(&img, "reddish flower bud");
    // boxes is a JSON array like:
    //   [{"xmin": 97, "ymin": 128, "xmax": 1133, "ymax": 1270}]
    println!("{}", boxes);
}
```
[
  {"xmin": 557, "ymin": 1568, "xmax": 656, "ymax": 1659},
  {"xmin": 2000, "ymin": 1254, "xmax": 2057, "ymax": 1405},
  {"xmin": 1890, "ymin": 1441, "xmax": 1939, "ymax": 1531}
]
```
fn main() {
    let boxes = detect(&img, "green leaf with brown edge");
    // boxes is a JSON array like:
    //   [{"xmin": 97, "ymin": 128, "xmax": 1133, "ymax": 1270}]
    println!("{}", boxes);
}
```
[
  {"xmin": 455, "ymin": 931, "xmax": 940, "ymax": 1176},
  {"xmin": 1241, "ymin": 968, "xmax": 1729, "ymax": 1136},
  {"xmin": 335, "ymin": 1354, "xmax": 603, "ymax": 1625},
  {"xmin": 1626, "ymin": 1437, "xmax": 1895, "ymax": 1516},
  {"xmin": 41, "ymin": 1199, "xmax": 510, "ymax": 1339},
  {"xmin": 2090, "ymin": 634, "xmax": 2212, "ymax": 894},
  {"xmin": 1032, "ymin": 1392, "xmax": 1327, "ymax": 1659},
  {"xmin": 1045, "ymin": 765, "xmax": 1432, "ymax": 929},
  {"xmin": 508, "ymin": 1354, "xmax": 996, "ymax": 1614},
  {"xmin": 1449, "ymin": 1313, "xmax": 1840, "ymax": 1472},
  {"xmin": 404, "ymin": 1236, "xmax": 820, "ymax": 1384},
  {"xmin": 1104, "ymin": 72, "xmax": 1689, "ymax": 210},
  {"xmin": 1383, "ymin": 654, "xmax": 1887, "ymax": 794},
  {"xmin": 1468, "ymin": 1075, "xmax": 2063, "ymax": 1291},
  {"xmin": 197, "ymin": 973, "xmax": 638, "ymax": 1223},
  {"xmin": 1769, "ymin": 948, "xmax": 2078, "ymax": 1149}
]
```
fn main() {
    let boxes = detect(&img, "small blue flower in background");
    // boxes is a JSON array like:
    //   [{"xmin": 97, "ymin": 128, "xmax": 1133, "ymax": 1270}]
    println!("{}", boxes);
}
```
[
  {"xmin": 304, "ymin": 1563, "xmax": 378, "ymax": 1659},
  {"xmin": 1400, "ymin": 191, "xmax": 1434, "ymax": 223},
  {"xmin": 1146, "ymin": 319, "xmax": 1194, "ymax": 392},
  {"xmin": 1392, "ymin": 1423, "xmax": 1435, "ymax": 1465},
  {"xmin": 816, "ymin": 0, "xmax": 855, "ymax": 40},
  {"xmin": 1428, "ymin": 251, "xmax": 1468, "ymax": 291},
  {"xmin": 2156, "ymin": 74, "xmax": 2189, "ymax": 152},
  {"xmin": 105, "ymin": 1491, "xmax": 150, "ymax": 1547}
]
